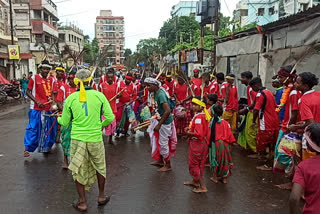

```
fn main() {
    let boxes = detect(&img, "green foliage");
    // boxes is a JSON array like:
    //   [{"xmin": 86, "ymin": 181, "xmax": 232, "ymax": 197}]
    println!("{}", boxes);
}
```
[
  {"xmin": 159, "ymin": 16, "xmax": 200, "ymax": 51},
  {"xmin": 83, "ymin": 36, "xmax": 99, "ymax": 65}
]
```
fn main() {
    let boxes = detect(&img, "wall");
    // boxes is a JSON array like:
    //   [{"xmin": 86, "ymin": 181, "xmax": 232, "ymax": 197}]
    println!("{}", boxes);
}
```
[{"xmin": 247, "ymin": 1, "xmax": 279, "ymax": 26}]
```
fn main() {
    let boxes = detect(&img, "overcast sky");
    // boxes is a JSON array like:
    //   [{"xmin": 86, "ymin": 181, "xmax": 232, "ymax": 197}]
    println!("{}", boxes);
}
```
[{"xmin": 54, "ymin": 0, "xmax": 239, "ymax": 51}]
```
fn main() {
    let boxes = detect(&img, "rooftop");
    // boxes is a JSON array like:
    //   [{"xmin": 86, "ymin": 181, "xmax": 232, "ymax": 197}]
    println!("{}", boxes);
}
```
[{"xmin": 216, "ymin": 4, "xmax": 320, "ymax": 43}]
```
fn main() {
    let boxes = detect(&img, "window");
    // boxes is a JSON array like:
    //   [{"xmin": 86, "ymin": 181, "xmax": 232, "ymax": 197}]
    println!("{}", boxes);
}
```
[
  {"xmin": 59, "ymin": 33, "xmax": 65, "ymax": 42},
  {"xmin": 45, "ymin": 35, "xmax": 50, "ymax": 44},
  {"xmin": 269, "ymin": 6, "xmax": 275, "ymax": 15},
  {"xmin": 35, "ymin": 34, "xmax": 43, "ymax": 41},
  {"xmin": 34, "ymin": 10, "xmax": 41, "ymax": 20},
  {"xmin": 258, "ymin": 8, "xmax": 265, "ymax": 16},
  {"xmin": 301, "ymin": 3, "xmax": 308, "ymax": 11},
  {"xmin": 240, "ymin": 9, "xmax": 248, "ymax": 16},
  {"xmin": 44, "ymin": 13, "xmax": 49, "ymax": 23}
]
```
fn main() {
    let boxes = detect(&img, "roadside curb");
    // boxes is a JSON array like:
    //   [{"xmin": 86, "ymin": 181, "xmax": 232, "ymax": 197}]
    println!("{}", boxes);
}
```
[{"xmin": 0, "ymin": 103, "xmax": 29, "ymax": 118}]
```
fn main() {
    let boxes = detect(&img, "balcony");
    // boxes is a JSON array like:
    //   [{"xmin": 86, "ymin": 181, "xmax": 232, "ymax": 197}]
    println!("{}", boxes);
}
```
[
  {"xmin": 30, "ymin": 42, "xmax": 50, "ymax": 51},
  {"xmin": 42, "ymin": 0, "xmax": 58, "ymax": 18},
  {"xmin": 32, "ymin": 20, "xmax": 58, "ymax": 38}
]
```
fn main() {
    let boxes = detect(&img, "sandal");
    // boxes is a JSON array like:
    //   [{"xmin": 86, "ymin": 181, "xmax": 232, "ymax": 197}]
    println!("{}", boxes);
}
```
[
  {"xmin": 72, "ymin": 201, "xmax": 87, "ymax": 212},
  {"xmin": 98, "ymin": 196, "xmax": 110, "ymax": 206},
  {"xmin": 256, "ymin": 164, "xmax": 272, "ymax": 171},
  {"xmin": 24, "ymin": 150, "xmax": 30, "ymax": 157}
]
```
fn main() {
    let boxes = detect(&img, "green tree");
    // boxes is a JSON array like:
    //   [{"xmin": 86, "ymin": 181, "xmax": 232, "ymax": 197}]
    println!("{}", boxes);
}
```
[
  {"xmin": 159, "ymin": 16, "xmax": 200, "ymax": 51},
  {"xmin": 83, "ymin": 36, "xmax": 99, "ymax": 65}
]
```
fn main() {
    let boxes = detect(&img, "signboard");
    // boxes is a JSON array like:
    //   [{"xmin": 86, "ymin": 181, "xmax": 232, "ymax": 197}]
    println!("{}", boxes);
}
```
[{"xmin": 8, "ymin": 45, "xmax": 20, "ymax": 60}]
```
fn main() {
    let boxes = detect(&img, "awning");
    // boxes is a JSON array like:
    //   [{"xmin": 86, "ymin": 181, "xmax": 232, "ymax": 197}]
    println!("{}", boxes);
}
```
[
  {"xmin": 20, "ymin": 53, "xmax": 34, "ymax": 59},
  {"xmin": 0, "ymin": 52, "xmax": 33, "ymax": 59},
  {"xmin": 0, "ymin": 72, "xmax": 9, "ymax": 84}
]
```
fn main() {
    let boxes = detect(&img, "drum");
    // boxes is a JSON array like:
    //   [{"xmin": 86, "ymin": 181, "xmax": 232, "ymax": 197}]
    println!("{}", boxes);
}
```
[{"xmin": 174, "ymin": 105, "xmax": 186, "ymax": 119}]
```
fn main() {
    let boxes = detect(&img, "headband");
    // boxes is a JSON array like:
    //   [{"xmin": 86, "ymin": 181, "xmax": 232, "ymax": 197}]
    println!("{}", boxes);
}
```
[
  {"xmin": 226, "ymin": 76, "xmax": 235, "ymax": 80},
  {"xmin": 304, "ymin": 129, "xmax": 320, "ymax": 153},
  {"xmin": 166, "ymin": 75, "xmax": 172, "ymax": 78},
  {"xmin": 125, "ymin": 75, "xmax": 133, "ymax": 80},
  {"xmin": 192, "ymin": 98, "xmax": 212, "ymax": 121},
  {"xmin": 74, "ymin": 76, "xmax": 92, "ymax": 102},
  {"xmin": 278, "ymin": 68, "xmax": 298, "ymax": 80},
  {"xmin": 38, "ymin": 64, "xmax": 52, "ymax": 69},
  {"xmin": 210, "ymin": 74, "xmax": 216, "ymax": 78},
  {"xmin": 56, "ymin": 67, "xmax": 65, "ymax": 72}
]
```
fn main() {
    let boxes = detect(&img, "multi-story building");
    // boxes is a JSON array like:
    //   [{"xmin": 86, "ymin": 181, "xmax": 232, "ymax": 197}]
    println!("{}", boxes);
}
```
[
  {"xmin": 29, "ymin": 0, "xmax": 59, "ymax": 66},
  {"xmin": 13, "ymin": 0, "xmax": 35, "ymax": 78},
  {"xmin": 280, "ymin": 0, "xmax": 320, "ymax": 18},
  {"xmin": 58, "ymin": 24, "xmax": 84, "ymax": 67},
  {"xmin": 95, "ymin": 10, "xmax": 125, "ymax": 67},
  {"xmin": 171, "ymin": 1, "xmax": 201, "ymax": 22},
  {"xmin": 235, "ymin": 0, "xmax": 320, "ymax": 27},
  {"xmin": 235, "ymin": 0, "xmax": 279, "ymax": 27},
  {"xmin": 0, "ymin": 0, "xmax": 11, "ymax": 79}
]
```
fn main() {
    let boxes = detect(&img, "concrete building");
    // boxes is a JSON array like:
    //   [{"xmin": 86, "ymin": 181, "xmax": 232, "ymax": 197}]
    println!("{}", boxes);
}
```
[
  {"xmin": 0, "ymin": 0, "xmax": 12, "ymax": 79},
  {"xmin": 171, "ymin": 0, "xmax": 201, "ymax": 22},
  {"xmin": 29, "ymin": 0, "xmax": 59, "ymax": 66},
  {"xmin": 95, "ymin": 10, "xmax": 125, "ymax": 67},
  {"xmin": 58, "ymin": 24, "xmax": 84, "ymax": 67},
  {"xmin": 280, "ymin": 0, "xmax": 320, "ymax": 18},
  {"xmin": 13, "ymin": 0, "xmax": 35, "ymax": 79},
  {"xmin": 216, "ymin": 5, "xmax": 320, "ymax": 95},
  {"xmin": 235, "ymin": 0, "xmax": 279, "ymax": 27}
]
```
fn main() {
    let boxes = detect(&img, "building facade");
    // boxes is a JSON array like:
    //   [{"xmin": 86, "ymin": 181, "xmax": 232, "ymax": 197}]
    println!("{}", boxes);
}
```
[
  {"xmin": 95, "ymin": 10, "xmax": 125, "ymax": 67},
  {"xmin": 235, "ymin": 0, "xmax": 320, "ymax": 27},
  {"xmin": 29, "ymin": 0, "xmax": 59, "ymax": 66},
  {"xmin": 58, "ymin": 25, "xmax": 84, "ymax": 67},
  {"xmin": 171, "ymin": 1, "xmax": 201, "ymax": 22},
  {"xmin": 235, "ymin": 0, "xmax": 279, "ymax": 27},
  {"xmin": 280, "ymin": 0, "xmax": 320, "ymax": 18}
]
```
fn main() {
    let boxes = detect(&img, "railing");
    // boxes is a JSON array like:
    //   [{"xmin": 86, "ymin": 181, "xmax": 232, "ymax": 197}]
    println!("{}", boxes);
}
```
[{"xmin": 45, "ymin": 0, "xmax": 57, "ymax": 10}]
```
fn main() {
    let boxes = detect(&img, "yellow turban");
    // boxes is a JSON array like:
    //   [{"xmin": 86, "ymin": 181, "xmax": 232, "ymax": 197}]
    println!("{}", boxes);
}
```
[
  {"xmin": 192, "ymin": 98, "xmax": 212, "ymax": 121},
  {"xmin": 74, "ymin": 76, "xmax": 92, "ymax": 102}
]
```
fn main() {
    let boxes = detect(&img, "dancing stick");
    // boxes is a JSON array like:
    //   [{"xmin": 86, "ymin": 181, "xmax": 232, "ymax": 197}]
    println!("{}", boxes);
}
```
[
  {"xmin": 132, "ymin": 120, "xmax": 151, "ymax": 129},
  {"xmin": 109, "ymin": 89, "xmax": 125, "ymax": 102},
  {"xmin": 134, "ymin": 123, "xmax": 151, "ymax": 131},
  {"xmin": 44, "ymin": 100, "xmax": 53, "ymax": 105}
]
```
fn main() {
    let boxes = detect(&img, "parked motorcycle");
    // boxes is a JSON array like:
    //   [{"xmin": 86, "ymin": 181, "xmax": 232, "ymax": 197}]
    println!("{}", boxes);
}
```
[
  {"xmin": 0, "ymin": 88, "xmax": 7, "ymax": 104},
  {"xmin": 0, "ymin": 84, "xmax": 21, "ymax": 100}
]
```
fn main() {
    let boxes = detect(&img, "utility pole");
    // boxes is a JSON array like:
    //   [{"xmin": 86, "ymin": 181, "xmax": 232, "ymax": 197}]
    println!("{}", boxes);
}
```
[
  {"xmin": 9, "ymin": 0, "xmax": 16, "ymax": 79},
  {"xmin": 212, "ymin": 0, "xmax": 219, "ymax": 74}
]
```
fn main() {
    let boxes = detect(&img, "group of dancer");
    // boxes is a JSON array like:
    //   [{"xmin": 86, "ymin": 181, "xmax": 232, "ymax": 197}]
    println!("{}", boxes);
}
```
[{"xmin": 22, "ymin": 60, "xmax": 320, "ymax": 212}]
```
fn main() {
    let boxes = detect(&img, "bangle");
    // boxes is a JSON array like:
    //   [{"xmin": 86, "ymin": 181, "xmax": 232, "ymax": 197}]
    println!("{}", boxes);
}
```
[{"xmin": 246, "ymin": 106, "xmax": 250, "ymax": 111}]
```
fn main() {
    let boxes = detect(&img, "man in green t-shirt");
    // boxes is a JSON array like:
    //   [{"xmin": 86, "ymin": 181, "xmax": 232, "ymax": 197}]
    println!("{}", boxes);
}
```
[
  {"xmin": 145, "ymin": 77, "xmax": 177, "ymax": 172},
  {"xmin": 58, "ymin": 69, "xmax": 114, "ymax": 212},
  {"xmin": 20, "ymin": 74, "xmax": 29, "ymax": 102}
]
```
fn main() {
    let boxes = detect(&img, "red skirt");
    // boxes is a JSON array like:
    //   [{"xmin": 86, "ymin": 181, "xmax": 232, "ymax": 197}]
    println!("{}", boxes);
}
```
[{"xmin": 257, "ymin": 130, "xmax": 279, "ymax": 152}]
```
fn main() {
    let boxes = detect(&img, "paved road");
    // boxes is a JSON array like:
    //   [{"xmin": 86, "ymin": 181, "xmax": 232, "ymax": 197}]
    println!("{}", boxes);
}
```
[{"xmin": 0, "ymin": 107, "xmax": 300, "ymax": 214}]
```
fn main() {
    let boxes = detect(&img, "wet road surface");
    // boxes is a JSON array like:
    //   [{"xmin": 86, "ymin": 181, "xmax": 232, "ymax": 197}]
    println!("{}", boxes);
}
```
[{"xmin": 0, "ymin": 107, "xmax": 299, "ymax": 214}]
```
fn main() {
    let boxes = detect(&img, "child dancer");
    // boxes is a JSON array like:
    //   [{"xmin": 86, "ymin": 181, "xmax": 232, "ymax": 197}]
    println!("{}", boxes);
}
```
[
  {"xmin": 209, "ymin": 104, "xmax": 236, "ymax": 184},
  {"xmin": 184, "ymin": 96, "xmax": 211, "ymax": 193}
]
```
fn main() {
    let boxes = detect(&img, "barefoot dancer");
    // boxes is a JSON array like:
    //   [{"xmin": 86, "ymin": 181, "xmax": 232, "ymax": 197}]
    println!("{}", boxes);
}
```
[
  {"xmin": 145, "ymin": 78, "xmax": 177, "ymax": 172},
  {"xmin": 23, "ymin": 60, "xmax": 57, "ymax": 157},
  {"xmin": 209, "ymin": 105, "xmax": 235, "ymax": 184},
  {"xmin": 57, "ymin": 69, "xmax": 114, "ymax": 212},
  {"xmin": 184, "ymin": 96, "xmax": 210, "ymax": 193},
  {"xmin": 250, "ymin": 77, "xmax": 279, "ymax": 170},
  {"xmin": 56, "ymin": 72, "xmax": 77, "ymax": 169},
  {"xmin": 99, "ymin": 69, "xmax": 119, "ymax": 144},
  {"xmin": 273, "ymin": 66, "xmax": 301, "ymax": 190}
]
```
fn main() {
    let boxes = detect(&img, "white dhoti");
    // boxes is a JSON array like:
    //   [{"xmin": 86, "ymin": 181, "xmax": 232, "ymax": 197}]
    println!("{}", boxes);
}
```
[{"xmin": 147, "ymin": 118, "xmax": 177, "ymax": 162}]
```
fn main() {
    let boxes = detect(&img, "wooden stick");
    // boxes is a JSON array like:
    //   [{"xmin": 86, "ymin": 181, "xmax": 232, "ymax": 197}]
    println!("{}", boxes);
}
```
[
  {"xmin": 109, "ymin": 89, "xmax": 125, "ymax": 102},
  {"xmin": 44, "ymin": 100, "xmax": 53, "ymax": 105},
  {"xmin": 132, "ymin": 120, "xmax": 151, "ymax": 129},
  {"xmin": 134, "ymin": 123, "xmax": 151, "ymax": 131}
]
